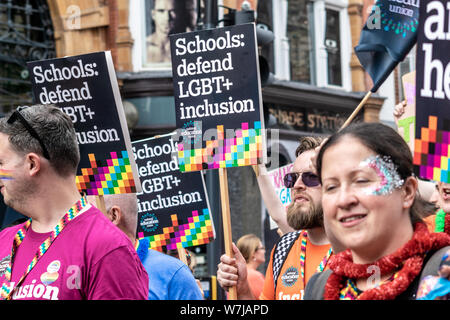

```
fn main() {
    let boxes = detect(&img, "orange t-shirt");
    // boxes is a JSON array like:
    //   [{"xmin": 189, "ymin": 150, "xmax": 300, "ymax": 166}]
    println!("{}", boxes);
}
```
[
  {"xmin": 260, "ymin": 234, "xmax": 332, "ymax": 300},
  {"xmin": 424, "ymin": 215, "xmax": 436, "ymax": 233},
  {"xmin": 424, "ymin": 212, "xmax": 450, "ymax": 235},
  {"xmin": 247, "ymin": 267, "xmax": 265, "ymax": 299}
]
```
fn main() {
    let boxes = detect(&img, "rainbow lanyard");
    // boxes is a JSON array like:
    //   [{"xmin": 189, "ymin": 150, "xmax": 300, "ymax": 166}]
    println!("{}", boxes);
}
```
[
  {"xmin": 0, "ymin": 197, "xmax": 88, "ymax": 300},
  {"xmin": 299, "ymin": 230, "xmax": 333, "ymax": 287},
  {"xmin": 0, "ymin": 169, "xmax": 13, "ymax": 180},
  {"xmin": 435, "ymin": 209, "xmax": 447, "ymax": 233},
  {"xmin": 339, "ymin": 270, "xmax": 399, "ymax": 300}
]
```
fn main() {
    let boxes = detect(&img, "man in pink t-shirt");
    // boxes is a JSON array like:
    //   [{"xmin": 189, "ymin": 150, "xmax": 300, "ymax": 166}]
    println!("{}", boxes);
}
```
[{"xmin": 0, "ymin": 105, "xmax": 148, "ymax": 300}]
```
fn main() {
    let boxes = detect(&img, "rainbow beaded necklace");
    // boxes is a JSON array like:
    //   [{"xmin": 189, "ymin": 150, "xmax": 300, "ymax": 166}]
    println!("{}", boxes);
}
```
[
  {"xmin": 0, "ymin": 197, "xmax": 88, "ymax": 300},
  {"xmin": 299, "ymin": 230, "xmax": 333, "ymax": 287}
]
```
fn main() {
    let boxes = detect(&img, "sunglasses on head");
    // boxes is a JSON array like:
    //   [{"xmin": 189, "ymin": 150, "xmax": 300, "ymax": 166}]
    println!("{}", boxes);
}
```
[
  {"xmin": 7, "ymin": 106, "xmax": 51, "ymax": 160},
  {"xmin": 283, "ymin": 171, "xmax": 320, "ymax": 188}
]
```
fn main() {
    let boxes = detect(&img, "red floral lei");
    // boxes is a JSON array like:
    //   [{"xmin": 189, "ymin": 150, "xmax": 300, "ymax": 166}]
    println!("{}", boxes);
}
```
[
  {"xmin": 445, "ymin": 214, "xmax": 450, "ymax": 235},
  {"xmin": 324, "ymin": 223, "xmax": 450, "ymax": 300}
]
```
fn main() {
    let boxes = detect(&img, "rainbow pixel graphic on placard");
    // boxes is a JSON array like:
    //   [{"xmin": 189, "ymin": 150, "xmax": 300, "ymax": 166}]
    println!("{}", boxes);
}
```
[
  {"xmin": 374, "ymin": 0, "xmax": 419, "ymax": 38},
  {"xmin": 76, "ymin": 151, "xmax": 137, "ymax": 195},
  {"xmin": 413, "ymin": 116, "xmax": 450, "ymax": 183},
  {"xmin": 138, "ymin": 209, "xmax": 214, "ymax": 252},
  {"xmin": 177, "ymin": 121, "xmax": 263, "ymax": 172}
]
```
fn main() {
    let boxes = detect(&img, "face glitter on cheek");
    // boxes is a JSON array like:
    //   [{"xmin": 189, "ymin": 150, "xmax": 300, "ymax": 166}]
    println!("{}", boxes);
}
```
[{"xmin": 359, "ymin": 155, "xmax": 404, "ymax": 196}]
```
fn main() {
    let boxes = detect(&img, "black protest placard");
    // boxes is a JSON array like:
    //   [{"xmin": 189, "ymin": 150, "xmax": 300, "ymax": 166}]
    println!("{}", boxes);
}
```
[
  {"xmin": 27, "ymin": 51, "xmax": 141, "ymax": 195},
  {"xmin": 413, "ymin": 1, "xmax": 450, "ymax": 183},
  {"xmin": 170, "ymin": 23, "xmax": 265, "ymax": 172},
  {"xmin": 132, "ymin": 134, "xmax": 215, "ymax": 251}
]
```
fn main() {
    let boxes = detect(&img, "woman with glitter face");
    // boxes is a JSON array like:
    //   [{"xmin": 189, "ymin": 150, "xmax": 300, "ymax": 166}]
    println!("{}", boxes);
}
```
[{"xmin": 304, "ymin": 122, "xmax": 450, "ymax": 300}]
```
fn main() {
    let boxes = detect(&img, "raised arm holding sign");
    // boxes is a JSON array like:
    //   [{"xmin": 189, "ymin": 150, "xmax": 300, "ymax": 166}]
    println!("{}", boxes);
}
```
[{"xmin": 253, "ymin": 163, "xmax": 294, "ymax": 235}]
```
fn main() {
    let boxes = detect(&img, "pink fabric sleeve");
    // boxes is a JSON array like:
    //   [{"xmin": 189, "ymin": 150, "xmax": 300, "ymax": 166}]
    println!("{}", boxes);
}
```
[{"xmin": 86, "ymin": 246, "xmax": 149, "ymax": 300}]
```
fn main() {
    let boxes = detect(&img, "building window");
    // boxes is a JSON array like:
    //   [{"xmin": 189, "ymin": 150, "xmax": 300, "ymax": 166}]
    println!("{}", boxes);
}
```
[
  {"xmin": 126, "ymin": 96, "xmax": 176, "ymax": 129},
  {"xmin": 0, "ymin": 0, "xmax": 55, "ymax": 111},
  {"xmin": 129, "ymin": 0, "xmax": 206, "ymax": 71},
  {"xmin": 287, "ymin": 0, "xmax": 313, "ymax": 84},
  {"xmin": 312, "ymin": 0, "xmax": 351, "ymax": 90},
  {"xmin": 325, "ymin": 8, "xmax": 342, "ymax": 86},
  {"xmin": 133, "ymin": 0, "xmax": 201, "ymax": 70},
  {"xmin": 277, "ymin": 0, "xmax": 351, "ymax": 90}
]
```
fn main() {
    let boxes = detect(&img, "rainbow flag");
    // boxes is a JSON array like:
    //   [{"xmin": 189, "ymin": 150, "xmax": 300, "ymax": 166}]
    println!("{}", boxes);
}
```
[
  {"xmin": 355, "ymin": 0, "xmax": 419, "ymax": 92},
  {"xmin": 0, "ymin": 170, "xmax": 13, "ymax": 180}
]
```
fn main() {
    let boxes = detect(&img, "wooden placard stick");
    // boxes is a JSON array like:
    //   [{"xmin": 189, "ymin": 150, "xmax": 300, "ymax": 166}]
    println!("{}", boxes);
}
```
[
  {"xmin": 95, "ymin": 195, "xmax": 107, "ymax": 214},
  {"xmin": 340, "ymin": 91, "xmax": 372, "ymax": 130},
  {"xmin": 252, "ymin": 164, "xmax": 260, "ymax": 177},
  {"xmin": 218, "ymin": 167, "xmax": 237, "ymax": 300}
]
